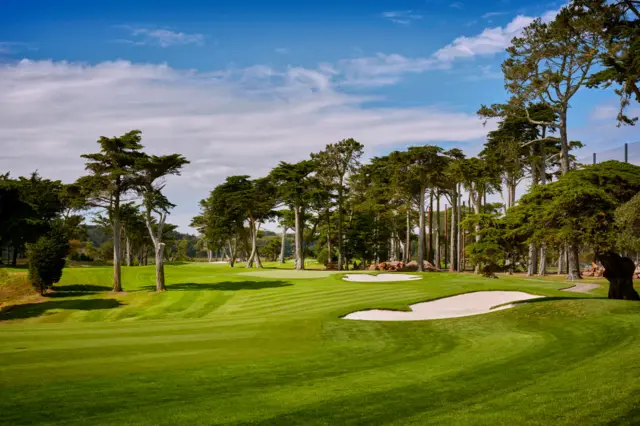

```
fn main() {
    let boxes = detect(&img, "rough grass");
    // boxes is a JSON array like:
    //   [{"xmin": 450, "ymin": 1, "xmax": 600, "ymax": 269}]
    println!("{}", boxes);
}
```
[{"xmin": 1, "ymin": 263, "xmax": 640, "ymax": 425}]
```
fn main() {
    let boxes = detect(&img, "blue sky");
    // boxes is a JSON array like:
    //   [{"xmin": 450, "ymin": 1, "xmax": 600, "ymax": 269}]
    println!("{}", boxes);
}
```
[{"xmin": 1, "ymin": 0, "xmax": 638, "ymax": 231}]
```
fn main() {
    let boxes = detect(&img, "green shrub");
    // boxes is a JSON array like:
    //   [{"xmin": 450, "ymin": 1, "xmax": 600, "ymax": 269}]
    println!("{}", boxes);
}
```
[{"xmin": 26, "ymin": 228, "xmax": 70, "ymax": 295}]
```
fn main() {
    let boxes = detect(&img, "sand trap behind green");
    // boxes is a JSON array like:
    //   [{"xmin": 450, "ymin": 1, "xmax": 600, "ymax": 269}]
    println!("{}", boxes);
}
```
[{"xmin": 238, "ymin": 269, "xmax": 340, "ymax": 279}]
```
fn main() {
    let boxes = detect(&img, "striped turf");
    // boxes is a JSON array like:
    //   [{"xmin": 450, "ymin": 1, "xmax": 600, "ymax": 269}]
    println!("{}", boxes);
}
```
[{"xmin": 1, "ymin": 262, "xmax": 640, "ymax": 425}]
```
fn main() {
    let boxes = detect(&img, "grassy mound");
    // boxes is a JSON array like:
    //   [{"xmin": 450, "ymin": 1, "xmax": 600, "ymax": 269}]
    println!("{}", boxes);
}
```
[{"xmin": 1, "ymin": 263, "xmax": 640, "ymax": 425}]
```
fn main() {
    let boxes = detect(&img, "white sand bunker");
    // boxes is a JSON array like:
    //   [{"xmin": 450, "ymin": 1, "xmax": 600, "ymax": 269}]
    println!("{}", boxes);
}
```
[
  {"xmin": 343, "ymin": 291, "xmax": 543, "ymax": 321},
  {"xmin": 343, "ymin": 274, "xmax": 421, "ymax": 282}
]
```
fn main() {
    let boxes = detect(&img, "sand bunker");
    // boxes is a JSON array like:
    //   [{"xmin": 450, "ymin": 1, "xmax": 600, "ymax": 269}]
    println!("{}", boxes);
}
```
[
  {"xmin": 343, "ymin": 274, "xmax": 421, "ymax": 282},
  {"xmin": 343, "ymin": 291, "xmax": 543, "ymax": 321}
]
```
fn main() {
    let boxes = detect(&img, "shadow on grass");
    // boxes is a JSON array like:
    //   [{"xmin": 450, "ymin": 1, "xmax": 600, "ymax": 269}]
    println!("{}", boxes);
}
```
[
  {"xmin": 142, "ymin": 280, "xmax": 293, "ymax": 292},
  {"xmin": 45, "ymin": 284, "xmax": 114, "ymax": 298},
  {"xmin": 518, "ymin": 296, "xmax": 609, "ymax": 304},
  {"xmin": 0, "ymin": 298, "xmax": 123, "ymax": 321}
]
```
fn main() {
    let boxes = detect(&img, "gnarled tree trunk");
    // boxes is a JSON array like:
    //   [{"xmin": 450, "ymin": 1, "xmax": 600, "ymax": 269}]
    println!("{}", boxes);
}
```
[{"xmin": 596, "ymin": 252, "xmax": 639, "ymax": 300}]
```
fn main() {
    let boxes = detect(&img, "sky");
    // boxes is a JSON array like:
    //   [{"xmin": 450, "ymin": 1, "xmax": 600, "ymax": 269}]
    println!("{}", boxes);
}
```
[{"xmin": 1, "ymin": 0, "xmax": 639, "ymax": 232}]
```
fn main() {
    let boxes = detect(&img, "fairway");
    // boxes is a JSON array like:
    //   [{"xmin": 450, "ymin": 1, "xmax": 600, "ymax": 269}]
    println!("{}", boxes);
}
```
[{"xmin": 2, "ymin": 263, "xmax": 640, "ymax": 425}]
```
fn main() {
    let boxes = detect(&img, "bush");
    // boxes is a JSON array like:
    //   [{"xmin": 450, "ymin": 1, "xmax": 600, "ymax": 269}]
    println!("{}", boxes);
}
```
[{"xmin": 26, "ymin": 228, "xmax": 70, "ymax": 295}]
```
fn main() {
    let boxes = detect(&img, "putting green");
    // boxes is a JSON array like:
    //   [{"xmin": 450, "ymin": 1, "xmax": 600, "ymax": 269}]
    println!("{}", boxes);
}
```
[{"xmin": 2, "ymin": 263, "xmax": 640, "ymax": 425}]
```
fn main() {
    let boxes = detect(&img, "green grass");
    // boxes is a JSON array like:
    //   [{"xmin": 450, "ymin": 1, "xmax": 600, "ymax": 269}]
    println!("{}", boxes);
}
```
[{"xmin": 2, "ymin": 263, "xmax": 640, "ymax": 425}]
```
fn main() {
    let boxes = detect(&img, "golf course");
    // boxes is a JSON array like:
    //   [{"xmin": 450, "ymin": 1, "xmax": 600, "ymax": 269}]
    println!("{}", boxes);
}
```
[{"xmin": 2, "ymin": 263, "xmax": 640, "ymax": 425}]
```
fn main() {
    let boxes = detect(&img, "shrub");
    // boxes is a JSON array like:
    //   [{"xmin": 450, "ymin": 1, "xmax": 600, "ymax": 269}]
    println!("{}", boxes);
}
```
[{"xmin": 26, "ymin": 228, "xmax": 70, "ymax": 295}]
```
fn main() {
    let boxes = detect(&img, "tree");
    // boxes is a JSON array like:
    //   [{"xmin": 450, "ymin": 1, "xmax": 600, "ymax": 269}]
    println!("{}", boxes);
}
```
[
  {"xmin": 502, "ymin": 7, "xmax": 602, "ymax": 176},
  {"xmin": 312, "ymin": 139, "xmax": 364, "ymax": 270},
  {"xmin": 26, "ymin": 226, "xmax": 70, "ymax": 295},
  {"xmin": 515, "ymin": 161, "xmax": 640, "ymax": 297},
  {"xmin": 135, "ymin": 153, "xmax": 189, "ymax": 292},
  {"xmin": 568, "ymin": 0, "xmax": 640, "ymax": 125},
  {"xmin": 195, "ymin": 177, "xmax": 250, "ymax": 268},
  {"xmin": 76, "ymin": 130, "xmax": 145, "ymax": 292},
  {"xmin": 404, "ymin": 146, "xmax": 451, "ymax": 272},
  {"xmin": 269, "ymin": 160, "xmax": 318, "ymax": 270},
  {"xmin": 244, "ymin": 177, "xmax": 277, "ymax": 268}
]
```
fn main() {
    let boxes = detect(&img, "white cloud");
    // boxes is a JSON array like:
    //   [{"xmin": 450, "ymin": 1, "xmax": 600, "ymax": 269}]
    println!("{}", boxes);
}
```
[
  {"xmin": 433, "ymin": 8, "xmax": 559, "ymax": 62},
  {"xmin": 0, "ymin": 41, "xmax": 36, "ymax": 54},
  {"xmin": 118, "ymin": 26, "xmax": 204, "ymax": 47},
  {"xmin": 0, "ymin": 59, "xmax": 491, "ymax": 231},
  {"xmin": 338, "ymin": 53, "xmax": 447, "ymax": 86},
  {"xmin": 381, "ymin": 10, "xmax": 423, "ymax": 25},
  {"xmin": 481, "ymin": 11, "xmax": 508, "ymax": 19},
  {"xmin": 275, "ymin": 47, "xmax": 290, "ymax": 54},
  {"xmin": 449, "ymin": 2, "xmax": 464, "ymax": 10}
]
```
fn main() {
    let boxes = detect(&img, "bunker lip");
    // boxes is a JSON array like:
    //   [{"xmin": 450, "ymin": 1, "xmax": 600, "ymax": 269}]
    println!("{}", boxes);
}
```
[
  {"xmin": 342, "ymin": 291, "xmax": 543, "ymax": 321},
  {"xmin": 342, "ymin": 274, "xmax": 421, "ymax": 282}
]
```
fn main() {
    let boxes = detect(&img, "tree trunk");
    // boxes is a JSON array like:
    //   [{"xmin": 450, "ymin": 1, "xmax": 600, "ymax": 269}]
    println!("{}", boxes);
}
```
[
  {"xmin": 155, "ymin": 243, "xmax": 166, "ymax": 292},
  {"xmin": 338, "ymin": 186, "xmax": 344, "ymax": 271},
  {"xmin": 538, "ymin": 244, "xmax": 547, "ymax": 276},
  {"xmin": 417, "ymin": 187, "xmax": 426, "ymax": 272},
  {"xmin": 557, "ymin": 246, "xmax": 565, "ymax": 275},
  {"xmin": 457, "ymin": 189, "xmax": 462, "ymax": 272},
  {"xmin": 435, "ymin": 195, "xmax": 440, "ymax": 268},
  {"xmin": 559, "ymin": 109, "xmax": 570, "ymax": 175},
  {"xmin": 449, "ymin": 195, "xmax": 457, "ymax": 272},
  {"xmin": 280, "ymin": 227, "xmax": 287, "ymax": 263},
  {"xmin": 112, "ymin": 214, "xmax": 123, "ymax": 292},
  {"xmin": 405, "ymin": 204, "xmax": 411, "ymax": 263},
  {"xmin": 472, "ymin": 192, "xmax": 481, "ymax": 274},
  {"xmin": 228, "ymin": 240, "xmax": 236, "ymax": 267},
  {"xmin": 126, "ymin": 236, "xmax": 132, "ymax": 267},
  {"xmin": 567, "ymin": 245, "xmax": 581, "ymax": 280},
  {"xmin": 528, "ymin": 243, "xmax": 538, "ymax": 276},
  {"xmin": 11, "ymin": 246, "xmax": 18, "ymax": 266},
  {"xmin": 208, "ymin": 250, "xmax": 212, "ymax": 263},
  {"xmin": 428, "ymin": 191, "xmax": 433, "ymax": 263},
  {"xmin": 294, "ymin": 206, "xmax": 304, "ymax": 270}
]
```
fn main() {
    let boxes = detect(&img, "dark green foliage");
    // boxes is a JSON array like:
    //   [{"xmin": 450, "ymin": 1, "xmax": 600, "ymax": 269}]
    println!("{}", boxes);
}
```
[
  {"xmin": 26, "ymin": 228, "xmax": 70, "ymax": 295},
  {"xmin": 513, "ymin": 161, "xmax": 640, "ymax": 252},
  {"xmin": 615, "ymin": 192, "xmax": 640, "ymax": 252}
]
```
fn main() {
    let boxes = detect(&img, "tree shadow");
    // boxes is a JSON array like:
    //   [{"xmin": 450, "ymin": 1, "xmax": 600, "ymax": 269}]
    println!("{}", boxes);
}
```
[
  {"xmin": 518, "ymin": 296, "xmax": 609, "ymax": 304},
  {"xmin": 45, "ymin": 284, "xmax": 114, "ymax": 298},
  {"xmin": 141, "ymin": 281, "xmax": 293, "ymax": 292},
  {"xmin": 0, "ymin": 298, "xmax": 123, "ymax": 321}
]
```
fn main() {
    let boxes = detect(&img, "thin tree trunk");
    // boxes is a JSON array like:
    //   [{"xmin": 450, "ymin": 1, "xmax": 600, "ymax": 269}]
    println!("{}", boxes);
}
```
[
  {"xmin": 280, "ymin": 227, "xmax": 287, "ymax": 263},
  {"xmin": 472, "ymin": 191, "xmax": 481, "ymax": 274},
  {"xmin": 457, "ymin": 189, "xmax": 462, "ymax": 272},
  {"xmin": 449, "ymin": 195, "xmax": 457, "ymax": 272},
  {"xmin": 559, "ymin": 109, "xmax": 570, "ymax": 175},
  {"xmin": 528, "ymin": 243, "xmax": 538, "ymax": 276},
  {"xmin": 428, "ymin": 191, "xmax": 433, "ymax": 263},
  {"xmin": 338, "ymin": 185, "xmax": 344, "ymax": 271},
  {"xmin": 405, "ymin": 204, "xmax": 411, "ymax": 263},
  {"xmin": 435, "ymin": 194, "xmax": 440, "ymax": 269},
  {"xmin": 558, "ymin": 246, "xmax": 565, "ymax": 275},
  {"xmin": 417, "ymin": 187, "xmax": 426, "ymax": 272},
  {"xmin": 112, "ymin": 211, "xmax": 123, "ymax": 292},
  {"xmin": 294, "ymin": 206, "xmax": 304, "ymax": 270},
  {"xmin": 126, "ymin": 236, "xmax": 132, "ymax": 267},
  {"xmin": 538, "ymin": 244, "xmax": 547, "ymax": 276},
  {"xmin": 444, "ymin": 205, "xmax": 448, "ymax": 268}
]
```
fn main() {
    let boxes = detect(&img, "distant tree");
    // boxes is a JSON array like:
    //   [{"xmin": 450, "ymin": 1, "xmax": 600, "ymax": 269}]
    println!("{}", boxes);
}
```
[
  {"xmin": 270, "ymin": 160, "xmax": 318, "ymax": 270},
  {"xmin": 76, "ymin": 130, "xmax": 145, "ymax": 291},
  {"xmin": 312, "ymin": 139, "xmax": 364, "ymax": 270},
  {"xmin": 26, "ymin": 226, "xmax": 70, "ymax": 295},
  {"xmin": 135, "ymin": 153, "xmax": 189, "ymax": 292}
]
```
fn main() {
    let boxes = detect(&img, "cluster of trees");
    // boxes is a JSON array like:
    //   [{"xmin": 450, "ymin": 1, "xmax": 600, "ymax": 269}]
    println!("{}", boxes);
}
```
[
  {"xmin": 1, "ymin": 130, "xmax": 190, "ymax": 294},
  {"xmin": 193, "ymin": 0, "xmax": 640, "ymax": 300}
]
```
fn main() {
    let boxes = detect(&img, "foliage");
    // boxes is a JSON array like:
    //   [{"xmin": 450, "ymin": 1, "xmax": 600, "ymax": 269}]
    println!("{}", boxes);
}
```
[
  {"xmin": 568, "ymin": 0, "xmax": 640, "ymax": 125},
  {"xmin": 513, "ymin": 161, "xmax": 640, "ymax": 252},
  {"xmin": 26, "ymin": 227, "xmax": 70, "ymax": 295},
  {"xmin": 615, "ymin": 192, "xmax": 640, "ymax": 252}
]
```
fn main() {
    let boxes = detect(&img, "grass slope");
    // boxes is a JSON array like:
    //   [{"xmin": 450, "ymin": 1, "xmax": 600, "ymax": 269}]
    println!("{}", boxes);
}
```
[{"xmin": 1, "ymin": 263, "xmax": 640, "ymax": 425}]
